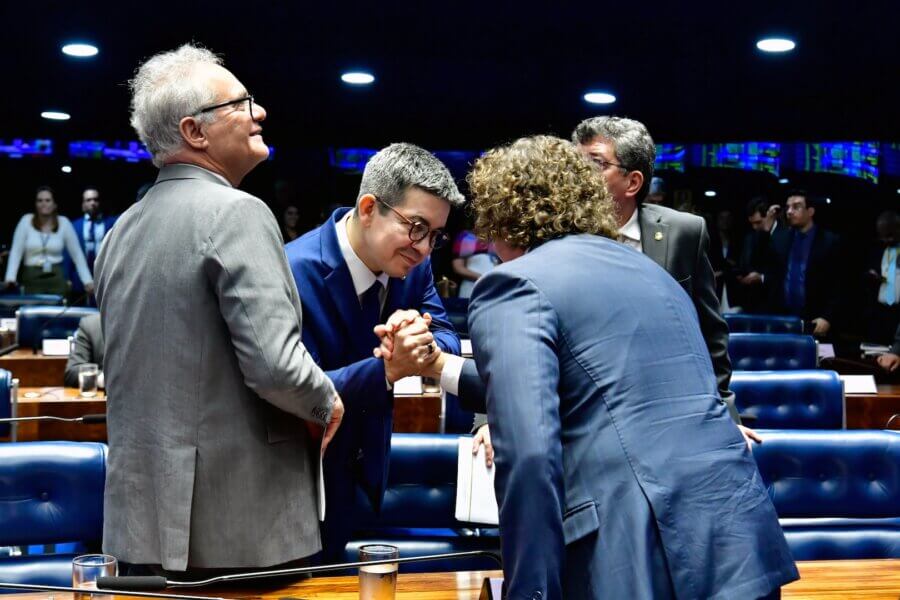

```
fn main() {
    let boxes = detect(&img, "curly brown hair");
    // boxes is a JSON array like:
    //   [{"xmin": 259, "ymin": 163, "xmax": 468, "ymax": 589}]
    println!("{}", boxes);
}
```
[{"xmin": 467, "ymin": 135, "xmax": 618, "ymax": 249}]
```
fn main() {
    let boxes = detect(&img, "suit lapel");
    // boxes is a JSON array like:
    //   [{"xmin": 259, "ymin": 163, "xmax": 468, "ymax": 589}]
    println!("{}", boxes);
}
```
[
  {"xmin": 638, "ymin": 206, "xmax": 669, "ymax": 270},
  {"xmin": 320, "ymin": 210, "xmax": 383, "ymax": 357}
]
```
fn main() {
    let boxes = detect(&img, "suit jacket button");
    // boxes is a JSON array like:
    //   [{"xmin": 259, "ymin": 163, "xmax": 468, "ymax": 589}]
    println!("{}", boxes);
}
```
[{"xmin": 532, "ymin": 591, "xmax": 543, "ymax": 599}]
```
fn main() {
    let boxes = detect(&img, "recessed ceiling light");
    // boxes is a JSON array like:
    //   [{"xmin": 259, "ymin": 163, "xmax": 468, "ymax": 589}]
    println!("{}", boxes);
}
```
[
  {"xmin": 825, "ymin": 197, "xmax": 832, "ymax": 204},
  {"xmin": 41, "ymin": 111, "xmax": 70, "ymax": 121},
  {"xmin": 704, "ymin": 190, "xmax": 717, "ymax": 197},
  {"xmin": 896, "ymin": 188, "xmax": 900, "ymax": 195},
  {"xmin": 583, "ymin": 92, "xmax": 616, "ymax": 105},
  {"xmin": 778, "ymin": 178, "xmax": 790, "ymax": 184},
  {"xmin": 61, "ymin": 165, "xmax": 72, "ymax": 174},
  {"xmin": 62, "ymin": 43, "xmax": 99, "ymax": 57},
  {"xmin": 341, "ymin": 72, "xmax": 375, "ymax": 85},
  {"xmin": 756, "ymin": 38, "xmax": 796, "ymax": 53}
]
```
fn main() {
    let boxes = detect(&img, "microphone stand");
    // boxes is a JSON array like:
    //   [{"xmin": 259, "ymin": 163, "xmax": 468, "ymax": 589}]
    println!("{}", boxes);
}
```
[
  {"xmin": 0, "ymin": 582, "xmax": 224, "ymax": 600},
  {"xmin": 0, "ymin": 413, "xmax": 106, "ymax": 425},
  {"xmin": 97, "ymin": 550, "xmax": 502, "ymax": 590}
]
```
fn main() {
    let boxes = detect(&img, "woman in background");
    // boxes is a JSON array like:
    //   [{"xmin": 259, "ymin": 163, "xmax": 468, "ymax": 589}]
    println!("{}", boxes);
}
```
[
  {"xmin": 280, "ymin": 204, "xmax": 302, "ymax": 242},
  {"xmin": 4, "ymin": 186, "xmax": 93, "ymax": 296},
  {"xmin": 451, "ymin": 229, "xmax": 498, "ymax": 298}
]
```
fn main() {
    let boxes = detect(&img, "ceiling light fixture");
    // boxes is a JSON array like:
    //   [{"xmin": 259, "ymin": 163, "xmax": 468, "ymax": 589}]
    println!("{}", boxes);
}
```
[
  {"xmin": 341, "ymin": 72, "xmax": 375, "ymax": 85},
  {"xmin": 41, "ymin": 111, "xmax": 70, "ymax": 121},
  {"xmin": 756, "ymin": 38, "xmax": 796, "ymax": 53},
  {"xmin": 704, "ymin": 190, "xmax": 717, "ymax": 197},
  {"xmin": 62, "ymin": 43, "xmax": 99, "ymax": 57},
  {"xmin": 583, "ymin": 92, "xmax": 616, "ymax": 105}
]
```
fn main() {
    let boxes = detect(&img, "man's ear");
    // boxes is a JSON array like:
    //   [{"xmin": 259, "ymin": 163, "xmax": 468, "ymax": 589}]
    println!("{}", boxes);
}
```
[
  {"xmin": 357, "ymin": 194, "xmax": 377, "ymax": 226},
  {"xmin": 179, "ymin": 116, "xmax": 208, "ymax": 151},
  {"xmin": 625, "ymin": 170, "xmax": 644, "ymax": 201}
]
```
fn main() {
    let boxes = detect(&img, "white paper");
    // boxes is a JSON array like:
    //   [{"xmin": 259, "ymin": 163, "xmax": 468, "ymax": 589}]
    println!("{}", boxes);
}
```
[
  {"xmin": 861, "ymin": 342, "xmax": 891, "ymax": 356},
  {"xmin": 318, "ymin": 452, "xmax": 326, "ymax": 521},
  {"xmin": 455, "ymin": 436, "xmax": 499, "ymax": 525},
  {"xmin": 393, "ymin": 375, "xmax": 423, "ymax": 395},
  {"xmin": 817, "ymin": 343, "xmax": 835, "ymax": 360},
  {"xmin": 461, "ymin": 339, "xmax": 473, "ymax": 357},
  {"xmin": 840, "ymin": 375, "xmax": 878, "ymax": 394},
  {"xmin": 41, "ymin": 338, "xmax": 70, "ymax": 356},
  {"xmin": 0, "ymin": 318, "xmax": 16, "ymax": 332}
]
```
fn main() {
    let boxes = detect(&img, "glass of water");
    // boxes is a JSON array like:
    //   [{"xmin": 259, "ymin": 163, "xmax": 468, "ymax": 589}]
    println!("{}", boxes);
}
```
[
  {"xmin": 72, "ymin": 554, "xmax": 117, "ymax": 599},
  {"xmin": 78, "ymin": 363, "xmax": 99, "ymax": 397},
  {"xmin": 358, "ymin": 544, "xmax": 398, "ymax": 600}
]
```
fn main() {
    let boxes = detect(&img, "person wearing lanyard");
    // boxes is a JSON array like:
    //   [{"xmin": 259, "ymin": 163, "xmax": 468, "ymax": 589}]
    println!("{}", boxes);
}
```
[{"xmin": 4, "ymin": 186, "xmax": 94, "ymax": 296}]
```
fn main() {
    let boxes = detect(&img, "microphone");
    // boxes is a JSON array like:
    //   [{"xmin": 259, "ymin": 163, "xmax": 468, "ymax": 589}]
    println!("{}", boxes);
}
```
[
  {"xmin": 0, "ymin": 581, "xmax": 224, "ymax": 600},
  {"xmin": 0, "ymin": 343, "xmax": 19, "ymax": 357},
  {"xmin": 0, "ymin": 413, "xmax": 105, "ymax": 425},
  {"xmin": 97, "ymin": 550, "xmax": 502, "ymax": 590}
]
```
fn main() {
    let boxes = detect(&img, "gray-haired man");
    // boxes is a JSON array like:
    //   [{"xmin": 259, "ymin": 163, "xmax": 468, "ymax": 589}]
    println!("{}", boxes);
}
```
[
  {"xmin": 285, "ymin": 143, "xmax": 463, "ymax": 559},
  {"xmin": 95, "ymin": 44, "xmax": 343, "ymax": 574}
]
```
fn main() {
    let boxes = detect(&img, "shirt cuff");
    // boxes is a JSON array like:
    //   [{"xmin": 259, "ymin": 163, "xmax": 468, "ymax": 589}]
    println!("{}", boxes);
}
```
[{"xmin": 440, "ymin": 354, "xmax": 466, "ymax": 396}]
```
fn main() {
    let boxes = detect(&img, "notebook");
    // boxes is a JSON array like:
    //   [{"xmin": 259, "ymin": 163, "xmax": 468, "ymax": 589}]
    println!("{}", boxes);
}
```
[{"xmin": 455, "ymin": 436, "xmax": 499, "ymax": 525}]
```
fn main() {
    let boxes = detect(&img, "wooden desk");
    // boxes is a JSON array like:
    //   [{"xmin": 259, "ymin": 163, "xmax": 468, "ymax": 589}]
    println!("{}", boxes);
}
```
[
  {"xmin": 847, "ymin": 384, "xmax": 900, "ymax": 429},
  {"xmin": 0, "ymin": 348, "xmax": 66, "ymax": 386},
  {"xmin": 3, "ymin": 560, "xmax": 898, "ymax": 599},
  {"xmin": 13, "ymin": 387, "xmax": 106, "ymax": 442},
  {"xmin": 393, "ymin": 391, "xmax": 442, "ymax": 433}
]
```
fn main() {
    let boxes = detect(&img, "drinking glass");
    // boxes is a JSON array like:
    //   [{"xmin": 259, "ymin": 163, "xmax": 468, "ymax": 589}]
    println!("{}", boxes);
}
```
[
  {"xmin": 358, "ymin": 544, "xmax": 398, "ymax": 600},
  {"xmin": 78, "ymin": 363, "xmax": 99, "ymax": 397}
]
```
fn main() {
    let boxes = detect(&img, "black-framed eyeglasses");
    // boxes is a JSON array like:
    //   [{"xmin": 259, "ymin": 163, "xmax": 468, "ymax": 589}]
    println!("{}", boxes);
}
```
[
  {"xmin": 374, "ymin": 196, "xmax": 449, "ymax": 249},
  {"xmin": 193, "ymin": 95, "xmax": 255, "ymax": 119},
  {"xmin": 592, "ymin": 158, "xmax": 629, "ymax": 171}
]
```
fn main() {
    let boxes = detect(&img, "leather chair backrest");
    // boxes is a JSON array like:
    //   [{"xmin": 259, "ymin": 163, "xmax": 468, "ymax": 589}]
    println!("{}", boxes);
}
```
[
  {"xmin": 728, "ymin": 333, "xmax": 817, "ymax": 371},
  {"xmin": 724, "ymin": 313, "xmax": 803, "ymax": 334},
  {"xmin": 15, "ymin": 306, "xmax": 99, "ymax": 350},
  {"xmin": 0, "ymin": 369, "xmax": 9, "ymax": 438},
  {"xmin": 753, "ymin": 430, "xmax": 900, "ymax": 518},
  {"xmin": 0, "ymin": 294, "xmax": 64, "ymax": 319},
  {"xmin": 732, "ymin": 370, "xmax": 843, "ymax": 429}
]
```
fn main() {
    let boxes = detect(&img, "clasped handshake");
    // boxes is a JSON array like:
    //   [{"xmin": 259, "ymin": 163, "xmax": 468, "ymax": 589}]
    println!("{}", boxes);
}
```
[{"xmin": 372, "ymin": 309, "xmax": 446, "ymax": 383}]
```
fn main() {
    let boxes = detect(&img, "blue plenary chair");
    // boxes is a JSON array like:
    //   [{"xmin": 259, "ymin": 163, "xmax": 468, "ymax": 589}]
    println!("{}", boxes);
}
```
[
  {"xmin": 0, "ymin": 295, "xmax": 64, "ymax": 320},
  {"xmin": 345, "ymin": 434, "xmax": 499, "ymax": 572},
  {"xmin": 15, "ymin": 306, "xmax": 98, "ymax": 351},
  {"xmin": 724, "ymin": 313, "xmax": 803, "ymax": 334},
  {"xmin": 732, "ymin": 370, "xmax": 844, "ymax": 429},
  {"xmin": 0, "ymin": 442, "xmax": 106, "ymax": 588},
  {"xmin": 753, "ymin": 430, "xmax": 900, "ymax": 560},
  {"xmin": 728, "ymin": 333, "xmax": 817, "ymax": 371}
]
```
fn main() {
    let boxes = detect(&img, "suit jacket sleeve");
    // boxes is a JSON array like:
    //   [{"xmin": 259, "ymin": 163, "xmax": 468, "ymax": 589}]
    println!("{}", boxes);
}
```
[
  {"xmin": 419, "ymin": 265, "xmax": 462, "ymax": 356},
  {"xmin": 205, "ymin": 198, "xmax": 336, "ymax": 426},
  {"xmin": 469, "ymin": 269, "xmax": 565, "ymax": 599},
  {"xmin": 691, "ymin": 218, "xmax": 733, "ymax": 401},
  {"xmin": 459, "ymin": 358, "xmax": 487, "ymax": 413},
  {"xmin": 64, "ymin": 319, "xmax": 94, "ymax": 388}
]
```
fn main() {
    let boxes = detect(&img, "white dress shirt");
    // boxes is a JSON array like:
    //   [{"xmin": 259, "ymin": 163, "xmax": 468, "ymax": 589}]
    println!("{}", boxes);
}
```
[
  {"xmin": 617, "ymin": 208, "xmax": 642, "ymax": 251},
  {"xmin": 334, "ymin": 211, "xmax": 389, "ymax": 307}
]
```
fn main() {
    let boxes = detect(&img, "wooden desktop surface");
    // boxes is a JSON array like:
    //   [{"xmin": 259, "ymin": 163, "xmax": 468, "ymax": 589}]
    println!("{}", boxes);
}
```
[
  {"xmin": 2, "ymin": 560, "xmax": 899, "ymax": 599},
  {"xmin": 0, "ymin": 348, "xmax": 66, "ymax": 387}
]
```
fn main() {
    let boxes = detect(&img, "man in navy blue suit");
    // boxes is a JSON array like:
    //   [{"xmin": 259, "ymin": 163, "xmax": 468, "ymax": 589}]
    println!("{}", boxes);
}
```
[
  {"xmin": 462, "ymin": 136, "xmax": 797, "ymax": 599},
  {"xmin": 68, "ymin": 187, "xmax": 117, "ymax": 298},
  {"xmin": 285, "ymin": 143, "xmax": 463, "ymax": 560}
]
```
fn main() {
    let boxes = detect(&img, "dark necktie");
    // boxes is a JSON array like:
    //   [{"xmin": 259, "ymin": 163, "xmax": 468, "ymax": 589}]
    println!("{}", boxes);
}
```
[{"xmin": 361, "ymin": 280, "xmax": 383, "ymax": 327}]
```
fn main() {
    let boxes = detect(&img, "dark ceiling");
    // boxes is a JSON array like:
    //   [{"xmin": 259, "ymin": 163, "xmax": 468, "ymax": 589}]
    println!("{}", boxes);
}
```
[{"xmin": 4, "ymin": 1, "xmax": 899, "ymax": 152}]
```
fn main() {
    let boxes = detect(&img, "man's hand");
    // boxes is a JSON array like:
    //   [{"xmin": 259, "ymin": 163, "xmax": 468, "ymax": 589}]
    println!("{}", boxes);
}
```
[
  {"xmin": 811, "ymin": 317, "xmax": 831, "ymax": 337},
  {"xmin": 374, "ymin": 310, "xmax": 432, "ymax": 360},
  {"xmin": 473, "ymin": 423, "xmax": 494, "ymax": 467},
  {"xmin": 737, "ymin": 272, "xmax": 763, "ymax": 285},
  {"xmin": 320, "ymin": 394, "xmax": 344, "ymax": 455},
  {"xmin": 764, "ymin": 204, "xmax": 781, "ymax": 231},
  {"xmin": 738, "ymin": 424, "xmax": 763, "ymax": 451},
  {"xmin": 382, "ymin": 318, "xmax": 436, "ymax": 383},
  {"xmin": 877, "ymin": 353, "xmax": 900, "ymax": 373}
]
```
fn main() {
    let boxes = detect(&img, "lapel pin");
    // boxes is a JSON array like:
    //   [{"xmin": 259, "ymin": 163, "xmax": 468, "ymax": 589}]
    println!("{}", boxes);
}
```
[{"xmin": 654, "ymin": 231, "xmax": 664, "ymax": 241}]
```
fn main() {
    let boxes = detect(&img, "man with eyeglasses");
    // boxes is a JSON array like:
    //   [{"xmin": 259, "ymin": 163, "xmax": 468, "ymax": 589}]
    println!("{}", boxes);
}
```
[
  {"xmin": 95, "ymin": 44, "xmax": 342, "ymax": 575},
  {"xmin": 285, "ymin": 142, "xmax": 463, "ymax": 560}
]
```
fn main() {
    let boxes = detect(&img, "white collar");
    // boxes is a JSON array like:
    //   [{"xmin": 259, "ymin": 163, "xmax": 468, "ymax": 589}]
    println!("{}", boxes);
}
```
[
  {"xmin": 618, "ymin": 207, "xmax": 641, "ymax": 243},
  {"xmin": 335, "ymin": 211, "xmax": 390, "ymax": 297}
]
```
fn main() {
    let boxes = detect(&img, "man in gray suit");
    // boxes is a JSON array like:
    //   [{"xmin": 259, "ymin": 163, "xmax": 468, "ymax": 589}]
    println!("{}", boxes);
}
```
[
  {"xmin": 95, "ymin": 44, "xmax": 343, "ymax": 575},
  {"xmin": 64, "ymin": 313, "xmax": 104, "ymax": 388}
]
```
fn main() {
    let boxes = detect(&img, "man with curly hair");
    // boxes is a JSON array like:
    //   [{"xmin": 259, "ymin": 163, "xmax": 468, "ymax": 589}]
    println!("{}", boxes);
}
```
[{"xmin": 461, "ymin": 135, "xmax": 797, "ymax": 599}]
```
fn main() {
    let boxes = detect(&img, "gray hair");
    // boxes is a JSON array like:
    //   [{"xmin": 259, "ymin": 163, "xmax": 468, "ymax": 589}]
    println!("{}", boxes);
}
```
[
  {"xmin": 358, "ymin": 143, "xmax": 465, "ymax": 209},
  {"xmin": 129, "ymin": 44, "xmax": 223, "ymax": 167},
  {"xmin": 572, "ymin": 116, "xmax": 656, "ymax": 202}
]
